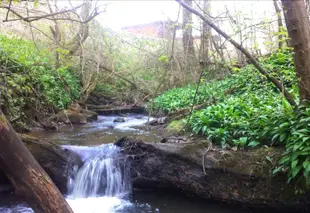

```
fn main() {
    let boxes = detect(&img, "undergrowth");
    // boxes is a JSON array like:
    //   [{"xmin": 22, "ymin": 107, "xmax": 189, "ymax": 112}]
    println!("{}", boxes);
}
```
[
  {"xmin": 0, "ymin": 35, "xmax": 81, "ymax": 122},
  {"xmin": 150, "ymin": 49, "xmax": 310, "ymax": 190}
]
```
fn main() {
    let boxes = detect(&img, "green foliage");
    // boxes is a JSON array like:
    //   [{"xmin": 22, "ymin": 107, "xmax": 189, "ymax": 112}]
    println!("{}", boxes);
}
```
[
  {"xmin": 95, "ymin": 83, "xmax": 117, "ymax": 97},
  {"xmin": 265, "ymin": 106, "xmax": 310, "ymax": 189},
  {"xmin": 150, "ymin": 79, "xmax": 234, "ymax": 113},
  {"xmin": 150, "ymin": 49, "xmax": 310, "ymax": 188},
  {"xmin": 0, "ymin": 34, "xmax": 81, "ymax": 120},
  {"xmin": 98, "ymin": 30, "xmax": 174, "ymax": 102},
  {"xmin": 39, "ymin": 66, "xmax": 81, "ymax": 109},
  {"xmin": 190, "ymin": 83, "xmax": 287, "ymax": 148}
]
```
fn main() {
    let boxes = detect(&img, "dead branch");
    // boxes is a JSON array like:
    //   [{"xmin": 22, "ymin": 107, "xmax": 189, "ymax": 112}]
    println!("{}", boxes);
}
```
[
  {"xmin": 0, "ymin": 2, "xmax": 85, "ymax": 23},
  {"xmin": 176, "ymin": 0, "xmax": 297, "ymax": 108}
]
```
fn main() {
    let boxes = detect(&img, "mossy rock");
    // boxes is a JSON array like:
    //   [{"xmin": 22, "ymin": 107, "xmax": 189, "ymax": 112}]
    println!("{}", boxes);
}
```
[
  {"xmin": 167, "ymin": 120, "xmax": 184, "ymax": 134},
  {"xmin": 217, "ymin": 146, "xmax": 283, "ymax": 177},
  {"xmin": 55, "ymin": 110, "xmax": 87, "ymax": 124},
  {"xmin": 179, "ymin": 140, "xmax": 284, "ymax": 178},
  {"xmin": 82, "ymin": 109, "xmax": 98, "ymax": 121}
]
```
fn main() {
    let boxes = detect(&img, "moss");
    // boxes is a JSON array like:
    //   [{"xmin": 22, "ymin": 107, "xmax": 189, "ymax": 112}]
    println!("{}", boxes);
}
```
[
  {"xmin": 167, "ymin": 120, "xmax": 185, "ymax": 134},
  {"xmin": 178, "ymin": 139, "xmax": 284, "ymax": 178},
  {"xmin": 218, "ymin": 147, "xmax": 284, "ymax": 177},
  {"xmin": 180, "ymin": 140, "xmax": 210, "ymax": 154},
  {"xmin": 0, "ymin": 115, "xmax": 9, "ymax": 130}
]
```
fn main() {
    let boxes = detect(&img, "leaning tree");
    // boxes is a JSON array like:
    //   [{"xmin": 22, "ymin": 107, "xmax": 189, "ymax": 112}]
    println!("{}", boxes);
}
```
[{"xmin": 0, "ymin": 110, "xmax": 73, "ymax": 213}]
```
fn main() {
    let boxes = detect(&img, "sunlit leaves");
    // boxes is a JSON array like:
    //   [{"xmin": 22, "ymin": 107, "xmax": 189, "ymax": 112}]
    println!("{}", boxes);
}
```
[{"xmin": 158, "ymin": 54, "xmax": 169, "ymax": 63}]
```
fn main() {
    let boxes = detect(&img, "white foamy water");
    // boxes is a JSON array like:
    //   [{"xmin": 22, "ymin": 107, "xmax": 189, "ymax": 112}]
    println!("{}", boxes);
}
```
[
  {"xmin": 113, "ymin": 116, "xmax": 155, "ymax": 131},
  {"xmin": 67, "ymin": 197, "xmax": 133, "ymax": 213},
  {"xmin": 0, "ymin": 197, "xmax": 133, "ymax": 213},
  {"xmin": 0, "ymin": 144, "xmax": 134, "ymax": 213},
  {"xmin": 67, "ymin": 145, "xmax": 131, "ymax": 199}
]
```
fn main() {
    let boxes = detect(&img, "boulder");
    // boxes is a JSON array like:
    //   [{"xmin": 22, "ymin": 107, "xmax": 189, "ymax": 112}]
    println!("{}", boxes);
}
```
[
  {"xmin": 113, "ymin": 117, "xmax": 126, "ymax": 122},
  {"xmin": 115, "ymin": 137, "xmax": 310, "ymax": 211},
  {"xmin": 135, "ymin": 115, "xmax": 144, "ymax": 119},
  {"xmin": 68, "ymin": 102, "xmax": 83, "ymax": 113},
  {"xmin": 157, "ymin": 117, "xmax": 167, "ymax": 124},
  {"xmin": 41, "ymin": 120, "xmax": 58, "ymax": 130},
  {"xmin": 55, "ymin": 110, "xmax": 87, "ymax": 124},
  {"xmin": 82, "ymin": 109, "xmax": 98, "ymax": 121},
  {"xmin": 148, "ymin": 117, "xmax": 167, "ymax": 126}
]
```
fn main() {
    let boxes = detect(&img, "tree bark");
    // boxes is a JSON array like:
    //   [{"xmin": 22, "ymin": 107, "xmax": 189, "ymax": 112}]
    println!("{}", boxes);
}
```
[
  {"xmin": 200, "ymin": 0, "xmax": 211, "ymax": 66},
  {"xmin": 176, "ymin": 0, "xmax": 297, "ymax": 108},
  {"xmin": 68, "ymin": 1, "xmax": 91, "ymax": 55},
  {"xmin": 281, "ymin": 0, "xmax": 310, "ymax": 104},
  {"xmin": 0, "ymin": 111, "xmax": 73, "ymax": 213},
  {"xmin": 47, "ymin": 0, "xmax": 61, "ymax": 68},
  {"xmin": 273, "ymin": 0, "xmax": 284, "ymax": 49},
  {"xmin": 182, "ymin": 0, "xmax": 195, "ymax": 59},
  {"xmin": 182, "ymin": 0, "xmax": 196, "ymax": 82}
]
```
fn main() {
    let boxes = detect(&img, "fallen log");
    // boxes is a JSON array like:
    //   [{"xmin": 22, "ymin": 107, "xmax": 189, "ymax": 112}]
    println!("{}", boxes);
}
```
[
  {"xmin": 85, "ymin": 104, "xmax": 111, "ymax": 110},
  {"xmin": 87, "ymin": 106, "xmax": 145, "ymax": 115},
  {"xmin": 115, "ymin": 137, "xmax": 310, "ymax": 211},
  {"xmin": 0, "ymin": 112, "xmax": 74, "ymax": 213},
  {"xmin": 19, "ymin": 134, "xmax": 83, "ymax": 193},
  {"xmin": 0, "ymin": 134, "xmax": 82, "ymax": 194}
]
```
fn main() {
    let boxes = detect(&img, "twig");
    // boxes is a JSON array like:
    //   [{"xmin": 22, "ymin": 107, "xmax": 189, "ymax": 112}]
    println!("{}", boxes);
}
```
[
  {"xmin": 202, "ymin": 141, "xmax": 212, "ymax": 175},
  {"xmin": 1, "ymin": 3, "xmax": 85, "ymax": 23},
  {"xmin": 147, "ymin": 4, "xmax": 181, "ymax": 125},
  {"xmin": 4, "ymin": 0, "xmax": 12, "ymax": 21},
  {"xmin": 176, "ymin": 0, "xmax": 297, "ymax": 108}
]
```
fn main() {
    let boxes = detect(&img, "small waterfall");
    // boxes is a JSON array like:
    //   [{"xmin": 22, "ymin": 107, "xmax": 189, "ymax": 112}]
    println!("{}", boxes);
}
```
[{"xmin": 66, "ymin": 144, "xmax": 132, "ymax": 199}]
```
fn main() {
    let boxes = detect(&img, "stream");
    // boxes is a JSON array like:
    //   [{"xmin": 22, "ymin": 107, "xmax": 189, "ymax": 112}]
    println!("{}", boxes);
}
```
[{"xmin": 0, "ymin": 114, "xmax": 252, "ymax": 213}]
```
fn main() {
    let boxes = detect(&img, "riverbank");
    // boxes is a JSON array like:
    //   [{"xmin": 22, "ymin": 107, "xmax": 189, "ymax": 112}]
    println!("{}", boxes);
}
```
[{"xmin": 1, "ymin": 113, "xmax": 309, "ymax": 212}]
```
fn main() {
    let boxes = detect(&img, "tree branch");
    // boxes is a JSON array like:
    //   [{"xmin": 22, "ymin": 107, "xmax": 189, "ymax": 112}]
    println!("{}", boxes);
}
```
[
  {"xmin": 176, "ymin": 0, "xmax": 297, "ymax": 108},
  {"xmin": 0, "ymin": 3, "xmax": 85, "ymax": 23}
]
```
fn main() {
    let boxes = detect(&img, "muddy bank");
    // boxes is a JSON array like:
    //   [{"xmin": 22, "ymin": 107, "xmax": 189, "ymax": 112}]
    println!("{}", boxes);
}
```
[
  {"xmin": 115, "ymin": 137, "xmax": 309, "ymax": 211},
  {"xmin": 0, "ymin": 134, "xmax": 82, "ymax": 194}
]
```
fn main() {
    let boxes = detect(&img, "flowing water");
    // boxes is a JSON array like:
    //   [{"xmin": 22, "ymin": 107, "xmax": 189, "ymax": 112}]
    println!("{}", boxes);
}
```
[
  {"xmin": 0, "ymin": 114, "xmax": 253, "ymax": 213},
  {"xmin": 29, "ymin": 114, "xmax": 162, "ymax": 145}
]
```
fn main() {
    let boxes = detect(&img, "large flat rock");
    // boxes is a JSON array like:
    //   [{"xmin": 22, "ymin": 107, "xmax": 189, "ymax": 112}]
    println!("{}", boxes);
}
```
[{"xmin": 115, "ymin": 137, "xmax": 309, "ymax": 211}]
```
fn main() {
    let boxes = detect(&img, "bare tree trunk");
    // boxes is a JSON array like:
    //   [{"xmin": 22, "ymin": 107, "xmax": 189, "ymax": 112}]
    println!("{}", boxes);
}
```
[
  {"xmin": 46, "ymin": 0, "xmax": 93, "ymax": 58},
  {"xmin": 47, "ymin": 0, "xmax": 61, "ymax": 68},
  {"xmin": 281, "ymin": 0, "xmax": 310, "ymax": 103},
  {"xmin": 273, "ymin": 0, "xmax": 284, "ymax": 49},
  {"xmin": 306, "ymin": 0, "xmax": 310, "ymax": 17},
  {"xmin": 68, "ymin": 0, "xmax": 91, "ymax": 55},
  {"xmin": 182, "ymin": 0, "xmax": 195, "ymax": 59},
  {"xmin": 176, "ymin": 0, "xmax": 297, "ymax": 108},
  {"xmin": 211, "ymin": 36, "xmax": 225, "ymax": 63},
  {"xmin": 182, "ymin": 0, "xmax": 196, "ymax": 81},
  {"xmin": 0, "ymin": 111, "xmax": 73, "ymax": 213},
  {"xmin": 200, "ymin": 0, "xmax": 211, "ymax": 66}
]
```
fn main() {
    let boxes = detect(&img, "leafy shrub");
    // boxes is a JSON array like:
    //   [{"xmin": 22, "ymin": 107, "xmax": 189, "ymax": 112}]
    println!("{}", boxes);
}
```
[
  {"xmin": 264, "ymin": 106, "xmax": 310, "ymax": 189},
  {"xmin": 150, "ymin": 49, "xmax": 310, "ymax": 188},
  {"xmin": 150, "ymin": 49, "xmax": 296, "ymax": 114},
  {"xmin": 190, "ymin": 87, "xmax": 287, "ymax": 148},
  {"xmin": 0, "ymin": 34, "xmax": 81, "ymax": 119},
  {"xmin": 150, "ymin": 78, "xmax": 237, "ymax": 113}
]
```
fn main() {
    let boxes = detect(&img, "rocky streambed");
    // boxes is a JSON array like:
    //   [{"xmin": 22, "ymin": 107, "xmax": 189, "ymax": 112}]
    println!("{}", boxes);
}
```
[{"xmin": 0, "ymin": 114, "xmax": 309, "ymax": 212}]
